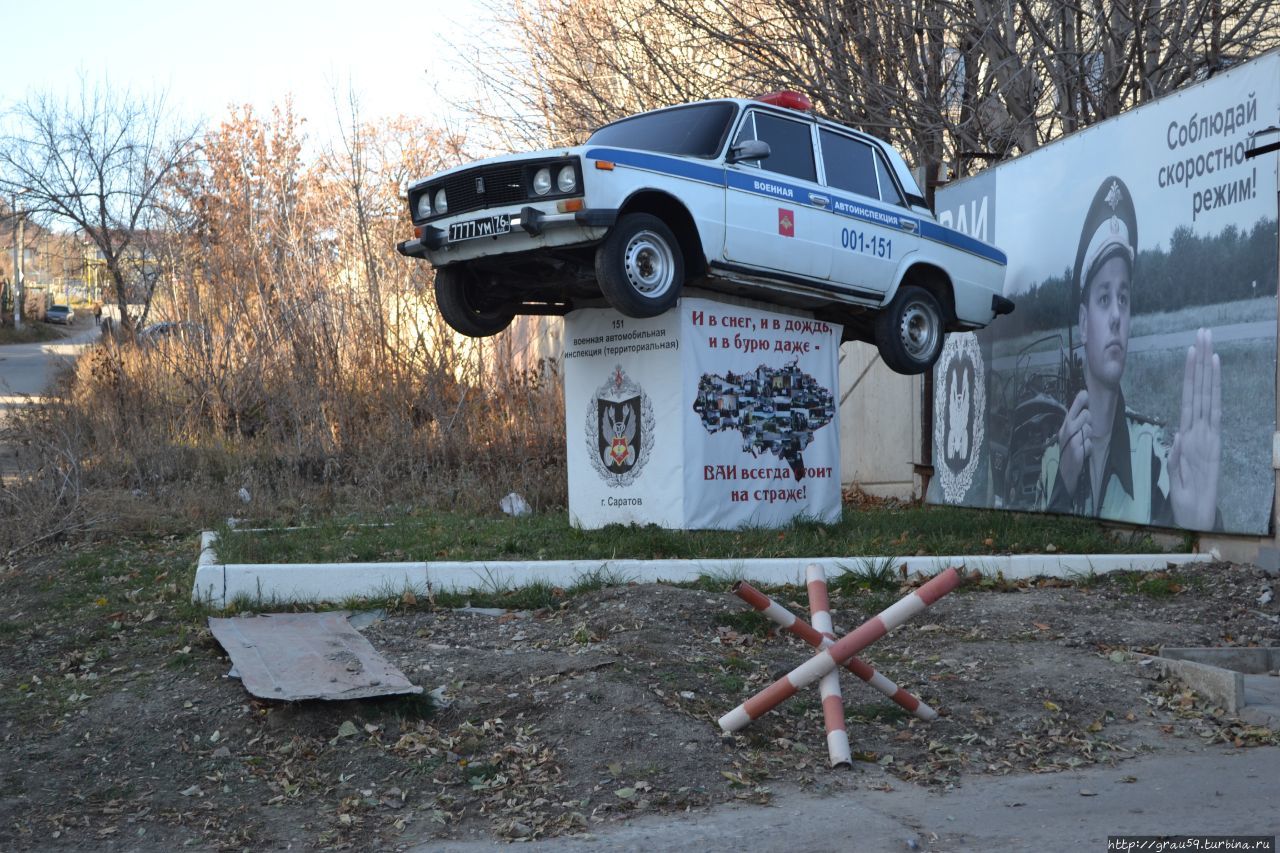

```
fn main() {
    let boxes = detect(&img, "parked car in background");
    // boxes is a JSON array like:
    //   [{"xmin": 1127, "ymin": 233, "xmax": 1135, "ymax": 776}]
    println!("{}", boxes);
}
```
[
  {"xmin": 397, "ymin": 91, "xmax": 1012, "ymax": 374},
  {"xmin": 139, "ymin": 321, "xmax": 210, "ymax": 348},
  {"xmin": 44, "ymin": 305, "xmax": 74, "ymax": 325}
]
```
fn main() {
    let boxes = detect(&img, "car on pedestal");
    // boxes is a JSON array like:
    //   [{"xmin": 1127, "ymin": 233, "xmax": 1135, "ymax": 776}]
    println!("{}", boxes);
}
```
[{"xmin": 397, "ymin": 92, "xmax": 1012, "ymax": 374}]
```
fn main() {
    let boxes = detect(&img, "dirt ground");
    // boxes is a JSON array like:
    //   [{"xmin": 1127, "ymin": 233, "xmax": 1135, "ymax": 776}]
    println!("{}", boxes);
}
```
[{"xmin": 1, "ymin": 550, "xmax": 1278, "ymax": 851}]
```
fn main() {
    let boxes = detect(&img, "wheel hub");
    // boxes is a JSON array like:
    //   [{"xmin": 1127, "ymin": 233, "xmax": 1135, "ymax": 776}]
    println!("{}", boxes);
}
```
[
  {"xmin": 623, "ymin": 230, "xmax": 675, "ymax": 298},
  {"xmin": 899, "ymin": 300, "xmax": 939, "ymax": 360}
]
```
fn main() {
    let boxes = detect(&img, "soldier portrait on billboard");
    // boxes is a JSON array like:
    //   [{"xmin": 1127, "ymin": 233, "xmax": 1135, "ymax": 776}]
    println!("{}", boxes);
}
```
[{"xmin": 1037, "ymin": 176, "xmax": 1222, "ymax": 530}]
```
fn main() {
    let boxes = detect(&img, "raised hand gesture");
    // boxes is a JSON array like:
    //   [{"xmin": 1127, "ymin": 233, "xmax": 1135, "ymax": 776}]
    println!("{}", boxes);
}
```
[{"xmin": 1169, "ymin": 328, "xmax": 1221, "ymax": 530}]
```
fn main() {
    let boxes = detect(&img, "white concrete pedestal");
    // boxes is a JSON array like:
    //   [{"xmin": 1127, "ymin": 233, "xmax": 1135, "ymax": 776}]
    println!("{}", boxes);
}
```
[{"xmin": 562, "ymin": 295, "xmax": 843, "ymax": 529}]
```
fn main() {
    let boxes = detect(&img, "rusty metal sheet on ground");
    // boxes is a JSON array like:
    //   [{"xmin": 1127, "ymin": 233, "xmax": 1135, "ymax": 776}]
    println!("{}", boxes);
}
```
[{"xmin": 208, "ymin": 612, "xmax": 422, "ymax": 701}]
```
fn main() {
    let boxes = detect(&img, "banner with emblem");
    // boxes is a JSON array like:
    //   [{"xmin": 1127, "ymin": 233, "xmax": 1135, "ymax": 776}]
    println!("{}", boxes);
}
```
[
  {"xmin": 927, "ymin": 53, "xmax": 1280, "ymax": 535},
  {"xmin": 563, "ymin": 307, "xmax": 684, "ymax": 528},
  {"xmin": 562, "ymin": 296, "xmax": 842, "ymax": 529}
]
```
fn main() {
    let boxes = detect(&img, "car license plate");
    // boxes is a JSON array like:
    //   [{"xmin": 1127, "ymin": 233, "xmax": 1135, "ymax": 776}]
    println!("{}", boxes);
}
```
[{"xmin": 448, "ymin": 214, "xmax": 511, "ymax": 242}]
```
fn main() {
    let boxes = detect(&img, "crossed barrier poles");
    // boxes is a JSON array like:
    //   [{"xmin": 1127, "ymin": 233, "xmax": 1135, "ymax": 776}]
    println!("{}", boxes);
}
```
[{"xmin": 720, "ymin": 566, "xmax": 961, "ymax": 767}]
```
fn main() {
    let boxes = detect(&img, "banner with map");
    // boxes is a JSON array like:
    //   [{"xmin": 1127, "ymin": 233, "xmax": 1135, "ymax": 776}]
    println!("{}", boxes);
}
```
[{"xmin": 680, "ymin": 297, "xmax": 841, "ymax": 529}]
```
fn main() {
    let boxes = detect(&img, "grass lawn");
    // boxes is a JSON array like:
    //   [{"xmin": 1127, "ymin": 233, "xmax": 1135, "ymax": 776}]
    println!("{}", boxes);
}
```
[{"xmin": 210, "ymin": 504, "xmax": 1175, "ymax": 566}]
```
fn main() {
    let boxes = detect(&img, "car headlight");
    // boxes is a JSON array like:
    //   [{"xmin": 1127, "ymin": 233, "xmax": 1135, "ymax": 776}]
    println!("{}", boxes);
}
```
[
  {"xmin": 533, "ymin": 168, "xmax": 552, "ymax": 196},
  {"xmin": 434, "ymin": 188, "xmax": 448, "ymax": 215},
  {"xmin": 557, "ymin": 165, "xmax": 577, "ymax": 193},
  {"xmin": 416, "ymin": 193, "xmax": 433, "ymax": 219}
]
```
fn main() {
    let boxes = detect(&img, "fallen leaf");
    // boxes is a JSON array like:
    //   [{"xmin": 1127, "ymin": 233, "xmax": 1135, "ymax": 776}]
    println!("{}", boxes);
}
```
[
  {"xmin": 337, "ymin": 720, "xmax": 359, "ymax": 739},
  {"xmin": 1032, "ymin": 622, "xmax": 1050, "ymax": 631},
  {"xmin": 607, "ymin": 762, "xmax": 622, "ymax": 777},
  {"xmin": 614, "ymin": 787, "xmax": 636, "ymax": 800},
  {"xmin": 1043, "ymin": 701, "xmax": 1061, "ymax": 712}
]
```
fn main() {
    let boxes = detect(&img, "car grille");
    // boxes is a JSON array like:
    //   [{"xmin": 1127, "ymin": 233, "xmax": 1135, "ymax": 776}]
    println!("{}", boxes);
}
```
[{"xmin": 442, "ymin": 164, "xmax": 527, "ymax": 217}]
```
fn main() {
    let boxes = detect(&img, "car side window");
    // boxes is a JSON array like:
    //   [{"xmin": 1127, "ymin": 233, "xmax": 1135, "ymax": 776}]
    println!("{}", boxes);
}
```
[
  {"xmin": 733, "ymin": 111, "xmax": 817, "ymax": 183},
  {"xmin": 818, "ymin": 129, "xmax": 879, "ymax": 199},
  {"xmin": 874, "ymin": 153, "xmax": 905, "ymax": 206}
]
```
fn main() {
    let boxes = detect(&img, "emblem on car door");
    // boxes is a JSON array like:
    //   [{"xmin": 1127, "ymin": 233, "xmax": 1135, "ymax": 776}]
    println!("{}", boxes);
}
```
[{"xmin": 778, "ymin": 208, "xmax": 794, "ymax": 237}]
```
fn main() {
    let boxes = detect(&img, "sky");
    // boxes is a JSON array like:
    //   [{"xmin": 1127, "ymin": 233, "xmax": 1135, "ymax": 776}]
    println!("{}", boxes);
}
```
[{"xmin": 0, "ymin": 0, "xmax": 491, "ymax": 148}]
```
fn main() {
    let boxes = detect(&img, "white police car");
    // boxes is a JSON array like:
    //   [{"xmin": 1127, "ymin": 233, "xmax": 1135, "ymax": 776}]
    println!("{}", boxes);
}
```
[{"xmin": 397, "ymin": 91, "xmax": 1011, "ymax": 374}]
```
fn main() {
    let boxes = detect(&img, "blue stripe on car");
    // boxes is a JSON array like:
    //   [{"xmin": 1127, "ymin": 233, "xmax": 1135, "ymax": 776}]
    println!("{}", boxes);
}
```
[
  {"xmin": 583, "ymin": 146, "xmax": 1007, "ymax": 266},
  {"xmin": 583, "ymin": 147, "xmax": 725, "ymax": 187}
]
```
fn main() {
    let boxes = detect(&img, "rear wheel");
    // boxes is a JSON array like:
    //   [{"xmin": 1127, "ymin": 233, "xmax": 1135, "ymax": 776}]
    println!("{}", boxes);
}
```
[
  {"xmin": 433, "ymin": 264, "xmax": 514, "ymax": 338},
  {"xmin": 874, "ymin": 285, "xmax": 945, "ymax": 375},
  {"xmin": 594, "ymin": 213, "xmax": 684, "ymax": 318}
]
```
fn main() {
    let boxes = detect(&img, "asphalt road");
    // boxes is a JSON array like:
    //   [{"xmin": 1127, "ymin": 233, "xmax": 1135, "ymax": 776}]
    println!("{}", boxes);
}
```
[
  {"xmin": 0, "ymin": 322, "xmax": 100, "ymax": 478},
  {"xmin": 420, "ymin": 744, "xmax": 1280, "ymax": 852}
]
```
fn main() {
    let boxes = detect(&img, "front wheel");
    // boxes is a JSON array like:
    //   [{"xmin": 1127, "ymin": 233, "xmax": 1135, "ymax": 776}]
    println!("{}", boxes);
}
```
[
  {"xmin": 594, "ymin": 213, "xmax": 685, "ymax": 318},
  {"xmin": 874, "ymin": 285, "xmax": 946, "ymax": 375},
  {"xmin": 433, "ymin": 264, "xmax": 514, "ymax": 338}
]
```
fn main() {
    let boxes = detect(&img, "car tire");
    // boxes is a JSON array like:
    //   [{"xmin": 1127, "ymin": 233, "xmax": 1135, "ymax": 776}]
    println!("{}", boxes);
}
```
[
  {"xmin": 433, "ymin": 264, "xmax": 514, "ymax": 338},
  {"xmin": 874, "ymin": 285, "xmax": 946, "ymax": 375},
  {"xmin": 595, "ymin": 213, "xmax": 684, "ymax": 318}
]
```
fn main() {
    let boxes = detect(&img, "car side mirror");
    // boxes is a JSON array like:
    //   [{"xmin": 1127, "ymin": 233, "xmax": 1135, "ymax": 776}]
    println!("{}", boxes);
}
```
[{"xmin": 727, "ymin": 139, "xmax": 771, "ymax": 164}]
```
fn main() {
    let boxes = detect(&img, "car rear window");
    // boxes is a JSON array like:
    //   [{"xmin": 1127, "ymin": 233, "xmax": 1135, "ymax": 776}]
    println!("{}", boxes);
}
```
[
  {"xmin": 819, "ymin": 130, "xmax": 879, "ymax": 199},
  {"xmin": 587, "ymin": 102, "xmax": 738, "ymax": 158}
]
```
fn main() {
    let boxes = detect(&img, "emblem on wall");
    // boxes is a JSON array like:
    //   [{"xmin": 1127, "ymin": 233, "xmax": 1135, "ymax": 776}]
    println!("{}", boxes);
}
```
[
  {"xmin": 586, "ymin": 365, "xmax": 656, "ymax": 487},
  {"xmin": 933, "ymin": 333, "xmax": 985, "ymax": 503}
]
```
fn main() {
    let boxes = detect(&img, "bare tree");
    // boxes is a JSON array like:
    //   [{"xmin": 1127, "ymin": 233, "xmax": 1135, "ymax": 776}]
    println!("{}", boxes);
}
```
[
  {"xmin": 0, "ymin": 80, "xmax": 200, "ymax": 334},
  {"xmin": 456, "ymin": 0, "xmax": 1279, "ymax": 194}
]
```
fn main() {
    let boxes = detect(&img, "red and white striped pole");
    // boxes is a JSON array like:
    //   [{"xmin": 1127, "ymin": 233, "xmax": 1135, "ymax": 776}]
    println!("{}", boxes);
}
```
[
  {"xmin": 807, "ymin": 564, "xmax": 851, "ymax": 768},
  {"xmin": 720, "ymin": 567, "xmax": 961, "ymax": 733},
  {"xmin": 732, "ymin": 581, "xmax": 938, "ymax": 721}
]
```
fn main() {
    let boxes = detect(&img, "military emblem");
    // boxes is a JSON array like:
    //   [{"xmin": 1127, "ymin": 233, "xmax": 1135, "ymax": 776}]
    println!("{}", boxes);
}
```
[
  {"xmin": 932, "ymin": 333, "xmax": 986, "ymax": 503},
  {"xmin": 586, "ymin": 365, "xmax": 655, "ymax": 486}
]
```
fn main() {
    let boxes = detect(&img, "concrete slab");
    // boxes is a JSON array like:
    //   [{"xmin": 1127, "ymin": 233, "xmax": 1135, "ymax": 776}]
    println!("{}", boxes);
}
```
[
  {"xmin": 208, "ymin": 611, "xmax": 422, "ymax": 701},
  {"xmin": 1162, "ymin": 647, "xmax": 1280, "ymax": 673},
  {"xmin": 1143, "ymin": 649, "xmax": 1280, "ymax": 723},
  {"xmin": 1242, "ymin": 674, "xmax": 1280, "ymax": 728},
  {"xmin": 1143, "ymin": 654, "xmax": 1245, "ymax": 713}
]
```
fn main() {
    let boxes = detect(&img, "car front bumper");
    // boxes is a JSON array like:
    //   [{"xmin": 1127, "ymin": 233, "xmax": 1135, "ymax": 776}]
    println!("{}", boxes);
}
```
[{"xmin": 396, "ymin": 206, "xmax": 618, "ymax": 260}]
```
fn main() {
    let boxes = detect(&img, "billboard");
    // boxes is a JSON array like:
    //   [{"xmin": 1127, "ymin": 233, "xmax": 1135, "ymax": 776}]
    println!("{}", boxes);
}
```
[
  {"xmin": 563, "ymin": 296, "xmax": 842, "ymax": 529},
  {"xmin": 929, "ymin": 53, "xmax": 1280, "ymax": 535}
]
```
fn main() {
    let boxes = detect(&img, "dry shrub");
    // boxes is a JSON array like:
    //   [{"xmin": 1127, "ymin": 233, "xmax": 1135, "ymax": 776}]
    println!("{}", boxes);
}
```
[
  {"xmin": 60, "ymin": 312, "xmax": 564, "ymax": 514},
  {"xmin": 0, "ymin": 104, "xmax": 568, "ymax": 554},
  {"xmin": 0, "ymin": 319, "xmax": 566, "ymax": 558}
]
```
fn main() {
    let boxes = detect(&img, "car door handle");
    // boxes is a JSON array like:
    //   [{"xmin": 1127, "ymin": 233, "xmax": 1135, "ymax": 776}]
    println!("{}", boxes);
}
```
[{"xmin": 808, "ymin": 193, "xmax": 829, "ymax": 207}]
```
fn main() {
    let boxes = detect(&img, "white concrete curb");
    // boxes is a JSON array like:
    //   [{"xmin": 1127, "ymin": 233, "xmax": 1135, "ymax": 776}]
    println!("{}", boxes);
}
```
[{"xmin": 191, "ymin": 530, "xmax": 1216, "ymax": 609}]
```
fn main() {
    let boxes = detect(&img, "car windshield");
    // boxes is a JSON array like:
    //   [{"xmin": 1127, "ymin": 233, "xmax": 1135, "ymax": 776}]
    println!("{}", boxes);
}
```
[{"xmin": 587, "ymin": 102, "xmax": 738, "ymax": 159}]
